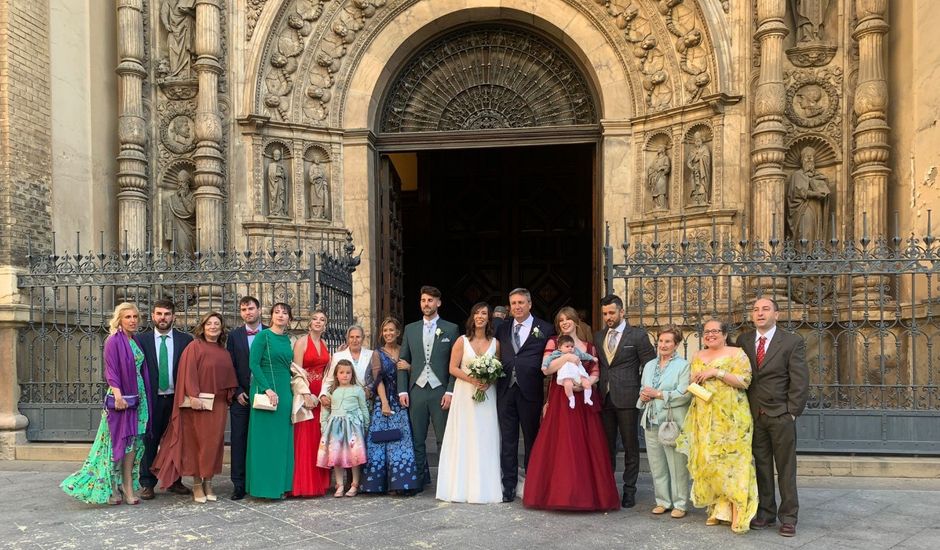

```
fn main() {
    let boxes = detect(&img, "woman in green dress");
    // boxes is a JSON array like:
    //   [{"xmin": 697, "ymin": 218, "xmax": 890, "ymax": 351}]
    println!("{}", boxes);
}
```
[
  {"xmin": 246, "ymin": 302, "xmax": 295, "ymax": 499},
  {"xmin": 61, "ymin": 302, "xmax": 151, "ymax": 505}
]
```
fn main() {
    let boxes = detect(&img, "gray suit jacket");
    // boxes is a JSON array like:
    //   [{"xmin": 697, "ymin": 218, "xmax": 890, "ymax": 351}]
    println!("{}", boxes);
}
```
[{"xmin": 737, "ymin": 328, "xmax": 809, "ymax": 418}]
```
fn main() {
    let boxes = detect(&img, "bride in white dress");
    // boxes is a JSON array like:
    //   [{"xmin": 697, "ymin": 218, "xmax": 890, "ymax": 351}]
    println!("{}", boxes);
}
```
[{"xmin": 436, "ymin": 302, "xmax": 503, "ymax": 504}]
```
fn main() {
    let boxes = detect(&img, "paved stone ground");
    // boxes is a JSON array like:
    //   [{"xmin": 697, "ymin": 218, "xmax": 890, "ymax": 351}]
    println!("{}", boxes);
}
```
[{"xmin": 1, "ymin": 461, "xmax": 939, "ymax": 550}]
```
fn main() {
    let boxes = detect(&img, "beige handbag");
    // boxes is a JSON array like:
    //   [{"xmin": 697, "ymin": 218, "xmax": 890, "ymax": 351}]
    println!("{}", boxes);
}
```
[
  {"xmin": 657, "ymin": 405, "xmax": 680, "ymax": 447},
  {"xmin": 687, "ymin": 382, "xmax": 713, "ymax": 402},
  {"xmin": 180, "ymin": 392, "xmax": 215, "ymax": 411},
  {"xmin": 252, "ymin": 343, "xmax": 279, "ymax": 411}
]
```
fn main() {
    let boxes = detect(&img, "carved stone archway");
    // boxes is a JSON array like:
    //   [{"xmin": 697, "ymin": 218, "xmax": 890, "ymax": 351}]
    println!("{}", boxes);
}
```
[{"xmin": 379, "ymin": 25, "xmax": 598, "ymax": 133}]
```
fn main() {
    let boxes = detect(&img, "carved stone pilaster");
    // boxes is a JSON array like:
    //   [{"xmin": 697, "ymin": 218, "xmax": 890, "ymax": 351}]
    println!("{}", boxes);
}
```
[
  {"xmin": 852, "ymin": 0, "xmax": 890, "ymax": 241},
  {"xmin": 116, "ymin": 0, "xmax": 149, "ymax": 252},
  {"xmin": 751, "ymin": 0, "xmax": 789, "ymax": 242},
  {"xmin": 192, "ymin": 0, "xmax": 224, "ymax": 252}
]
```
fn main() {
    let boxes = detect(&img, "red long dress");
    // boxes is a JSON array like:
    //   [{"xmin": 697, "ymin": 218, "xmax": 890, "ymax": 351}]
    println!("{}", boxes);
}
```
[
  {"xmin": 288, "ymin": 335, "xmax": 331, "ymax": 497},
  {"xmin": 523, "ymin": 337, "xmax": 620, "ymax": 511}
]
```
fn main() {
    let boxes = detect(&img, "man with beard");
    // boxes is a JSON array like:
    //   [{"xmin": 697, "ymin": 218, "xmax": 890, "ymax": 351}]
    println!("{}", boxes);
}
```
[
  {"xmin": 225, "ymin": 296, "xmax": 265, "ymax": 500},
  {"xmin": 136, "ymin": 299, "xmax": 193, "ymax": 499}
]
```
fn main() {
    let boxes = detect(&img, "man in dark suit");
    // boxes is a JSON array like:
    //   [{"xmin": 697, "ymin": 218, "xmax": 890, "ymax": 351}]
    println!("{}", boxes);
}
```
[
  {"xmin": 397, "ymin": 285, "xmax": 459, "ymax": 492},
  {"xmin": 136, "ymin": 298, "xmax": 193, "ymax": 499},
  {"xmin": 225, "ymin": 295, "xmax": 265, "ymax": 500},
  {"xmin": 495, "ymin": 288, "xmax": 554, "ymax": 502},
  {"xmin": 736, "ymin": 298, "xmax": 808, "ymax": 537},
  {"xmin": 594, "ymin": 294, "xmax": 655, "ymax": 508}
]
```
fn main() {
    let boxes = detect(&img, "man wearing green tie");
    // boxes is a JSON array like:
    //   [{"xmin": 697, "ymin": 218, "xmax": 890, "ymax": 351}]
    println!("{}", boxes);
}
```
[
  {"xmin": 135, "ymin": 299, "xmax": 193, "ymax": 499},
  {"xmin": 397, "ymin": 286, "xmax": 458, "ymax": 493}
]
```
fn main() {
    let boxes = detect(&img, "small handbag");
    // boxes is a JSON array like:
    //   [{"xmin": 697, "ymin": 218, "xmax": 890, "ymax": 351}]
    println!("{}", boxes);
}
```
[
  {"xmin": 252, "ymin": 343, "xmax": 279, "ymax": 411},
  {"xmin": 180, "ymin": 392, "xmax": 215, "ymax": 411},
  {"xmin": 370, "ymin": 428, "xmax": 403, "ymax": 443},
  {"xmin": 105, "ymin": 394, "xmax": 138, "ymax": 410},
  {"xmin": 657, "ymin": 405, "xmax": 680, "ymax": 447},
  {"xmin": 687, "ymin": 382, "xmax": 713, "ymax": 402}
]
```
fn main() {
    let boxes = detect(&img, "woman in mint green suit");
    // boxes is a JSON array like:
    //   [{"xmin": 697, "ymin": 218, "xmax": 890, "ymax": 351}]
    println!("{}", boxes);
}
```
[
  {"xmin": 246, "ymin": 303, "xmax": 295, "ymax": 499},
  {"xmin": 637, "ymin": 325, "xmax": 692, "ymax": 517}
]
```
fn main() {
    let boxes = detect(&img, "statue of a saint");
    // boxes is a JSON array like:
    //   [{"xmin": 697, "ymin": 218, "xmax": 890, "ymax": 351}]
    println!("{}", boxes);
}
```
[
  {"xmin": 308, "ymin": 160, "xmax": 329, "ymax": 219},
  {"xmin": 647, "ymin": 146, "xmax": 671, "ymax": 210},
  {"xmin": 787, "ymin": 147, "xmax": 831, "ymax": 243},
  {"xmin": 687, "ymin": 131, "xmax": 711, "ymax": 206},
  {"xmin": 267, "ymin": 147, "xmax": 289, "ymax": 217},
  {"xmin": 163, "ymin": 169, "xmax": 196, "ymax": 256},
  {"xmin": 160, "ymin": 0, "xmax": 196, "ymax": 79},
  {"xmin": 790, "ymin": 0, "xmax": 831, "ymax": 43}
]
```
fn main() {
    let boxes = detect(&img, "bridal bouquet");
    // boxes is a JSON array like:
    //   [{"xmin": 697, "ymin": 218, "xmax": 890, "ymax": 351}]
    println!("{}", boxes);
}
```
[{"xmin": 467, "ymin": 355, "xmax": 504, "ymax": 403}]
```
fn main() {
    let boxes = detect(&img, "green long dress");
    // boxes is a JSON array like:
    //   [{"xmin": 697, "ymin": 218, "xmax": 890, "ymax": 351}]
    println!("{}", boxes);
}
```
[
  {"xmin": 61, "ymin": 339, "xmax": 150, "ymax": 504},
  {"xmin": 246, "ymin": 328, "xmax": 295, "ymax": 498}
]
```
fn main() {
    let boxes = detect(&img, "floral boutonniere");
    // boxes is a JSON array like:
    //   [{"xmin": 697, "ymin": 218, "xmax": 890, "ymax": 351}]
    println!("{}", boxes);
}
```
[
  {"xmin": 531, "ymin": 326, "xmax": 544, "ymax": 340},
  {"xmin": 435, "ymin": 328, "xmax": 443, "ymax": 339}
]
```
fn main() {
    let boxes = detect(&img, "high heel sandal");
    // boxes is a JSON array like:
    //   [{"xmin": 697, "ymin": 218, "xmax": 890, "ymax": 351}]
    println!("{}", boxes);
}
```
[
  {"xmin": 203, "ymin": 480, "xmax": 217, "ymax": 502},
  {"xmin": 119, "ymin": 485, "xmax": 140, "ymax": 505},
  {"xmin": 108, "ymin": 485, "xmax": 123, "ymax": 506},
  {"xmin": 333, "ymin": 485, "xmax": 345, "ymax": 498},
  {"xmin": 345, "ymin": 483, "xmax": 359, "ymax": 497},
  {"xmin": 192, "ymin": 478, "xmax": 207, "ymax": 503}
]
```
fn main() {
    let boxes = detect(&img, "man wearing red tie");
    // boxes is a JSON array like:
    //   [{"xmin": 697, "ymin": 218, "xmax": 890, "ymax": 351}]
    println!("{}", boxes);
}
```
[{"xmin": 736, "ymin": 298, "xmax": 808, "ymax": 537}]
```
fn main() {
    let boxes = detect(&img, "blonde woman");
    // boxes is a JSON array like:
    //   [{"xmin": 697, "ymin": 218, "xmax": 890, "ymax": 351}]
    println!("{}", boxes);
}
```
[{"xmin": 61, "ymin": 302, "xmax": 151, "ymax": 505}]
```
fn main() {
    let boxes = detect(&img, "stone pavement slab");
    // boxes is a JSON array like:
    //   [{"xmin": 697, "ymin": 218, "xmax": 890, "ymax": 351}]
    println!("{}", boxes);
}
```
[{"xmin": 1, "ymin": 462, "xmax": 939, "ymax": 550}]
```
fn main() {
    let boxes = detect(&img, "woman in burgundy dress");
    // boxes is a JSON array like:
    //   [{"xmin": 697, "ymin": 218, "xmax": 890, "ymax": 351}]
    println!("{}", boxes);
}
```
[
  {"xmin": 288, "ymin": 309, "xmax": 332, "ymax": 497},
  {"xmin": 523, "ymin": 307, "xmax": 620, "ymax": 511}
]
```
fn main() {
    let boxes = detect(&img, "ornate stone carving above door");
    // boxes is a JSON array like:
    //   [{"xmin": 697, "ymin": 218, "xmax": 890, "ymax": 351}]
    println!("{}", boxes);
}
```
[{"xmin": 379, "ymin": 25, "xmax": 597, "ymax": 133}]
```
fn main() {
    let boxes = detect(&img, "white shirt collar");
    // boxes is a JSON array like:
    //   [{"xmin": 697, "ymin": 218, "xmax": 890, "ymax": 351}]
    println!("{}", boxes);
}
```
[
  {"xmin": 612, "ymin": 320, "xmax": 626, "ymax": 334},
  {"xmin": 514, "ymin": 315, "xmax": 533, "ymax": 328},
  {"xmin": 424, "ymin": 315, "xmax": 439, "ymax": 327},
  {"xmin": 155, "ymin": 329, "xmax": 173, "ymax": 339},
  {"xmin": 756, "ymin": 325, "xmax": 777, "ymax": 343}
]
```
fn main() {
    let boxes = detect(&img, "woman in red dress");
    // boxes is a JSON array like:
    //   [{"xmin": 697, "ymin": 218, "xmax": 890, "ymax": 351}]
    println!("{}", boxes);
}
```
[
  {"xmin": 523, "ymin": 307, "xmax": 620, "ymax": 511},
  {"xmin": 288, "ymin": 309, "xmax": 332, "ymax": 497}
]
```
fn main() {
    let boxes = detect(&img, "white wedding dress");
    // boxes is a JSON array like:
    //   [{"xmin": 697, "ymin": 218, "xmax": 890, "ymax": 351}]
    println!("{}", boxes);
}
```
[{"xmin": 435, "ymin": 336, "xmax": 503, "ymax": 503}]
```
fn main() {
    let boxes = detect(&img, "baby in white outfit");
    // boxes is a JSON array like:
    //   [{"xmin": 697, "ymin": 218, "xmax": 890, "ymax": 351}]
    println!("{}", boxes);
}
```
[{"xmin": 542, "ymin": 335, "xmax": 596, "ymax": 409}]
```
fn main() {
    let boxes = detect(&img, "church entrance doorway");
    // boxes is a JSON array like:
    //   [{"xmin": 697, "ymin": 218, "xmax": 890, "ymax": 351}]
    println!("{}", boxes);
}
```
[{"xmin": 378, "ymin": 142, "xmax": 597, "ymax": 327}]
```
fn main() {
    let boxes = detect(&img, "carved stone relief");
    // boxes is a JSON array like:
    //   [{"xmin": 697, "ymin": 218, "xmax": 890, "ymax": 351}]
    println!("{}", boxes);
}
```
[
  {"xmin": 786, "ymin": 0, "xmax": 837, "ymax": 67},
  {"xmin": 246, "ymin": 0, "xmax": 269, "ymax": 41},
  {"xmin": 158, "ymin": 0, "xmax": 196, "ymax": 82},
  {"xmin": 380, "ymin": 26, "xmax": 596, "ymax": 133},
  {"xmin": 783, "ymin": 137, "xmax": 837, "ymax": 243},
  {"xmin": 602, "ymin": 1, "xmax": 674, "ymax": 110},
  {"xmin": 161, "ymin": 161, "xmax": 197, "ymax": 256},
  {"xmin": 645, "ymin": 134, "xmax": 673, "ymax": 211},
  {"xmin": 657, "ymin": 0, "xmax": 713, "ymax": 103},
  {"xmin": 304, "ymin": 145, "xmax": 331, "ymax": 221},
  {"xmin": 264, "ymin": 141, "xmax": 292, "ymax": 218},
  {"xmin": 784, "ymin": 67, "xmax": 843, "ymax": 145}
]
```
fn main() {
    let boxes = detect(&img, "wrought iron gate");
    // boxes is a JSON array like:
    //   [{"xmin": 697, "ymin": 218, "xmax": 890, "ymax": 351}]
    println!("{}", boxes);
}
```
[
  {"xmin": 604, "ymin": 219, "xmax": 940, "ymax": 454},
  {"xmin": 16, "ymin": 234, "xmax": 359, "ymax": 441}
]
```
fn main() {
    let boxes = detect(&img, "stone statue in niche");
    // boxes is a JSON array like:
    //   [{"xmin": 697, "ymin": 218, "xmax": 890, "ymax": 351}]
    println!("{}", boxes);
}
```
[
  {"xmin": 163, "ymin": 168, "xmax": 196, "ymax": 256},
  {"xmin": 647, "ymin": 145, "xmax": 671, "ymax": 210},
  {"xmin": 786, "ymin": 146, "xmax": 831, "ymax": 244},
  {"xmin": 160, "ymin": 0, "xmax": 196, "ymax": 80},
  {"xmin": 308, "ymin": 160, "xmax": 329, "ymax": 220},
  {"xmin": 790, "ymin": 0, "xmax": 830, "ymax": 43},
  {"xmin": 267, "ymin": 147, "xmax": 289, "ymax": 217},
  {"xmin": 687, "ymin": 131, "xmax": 711, "ymax": 206}
]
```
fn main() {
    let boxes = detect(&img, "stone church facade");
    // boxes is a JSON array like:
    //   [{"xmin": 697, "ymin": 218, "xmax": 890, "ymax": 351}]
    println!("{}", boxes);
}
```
[{"xmin": 1, "ymin": 1, "xmax": 938, "ymax": 455}]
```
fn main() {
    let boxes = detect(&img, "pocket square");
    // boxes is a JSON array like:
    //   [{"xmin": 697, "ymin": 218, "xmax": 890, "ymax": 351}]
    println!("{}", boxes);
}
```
[{"xmin": 441, "ymin": 337, "xmax": 451, "ymax": 343}]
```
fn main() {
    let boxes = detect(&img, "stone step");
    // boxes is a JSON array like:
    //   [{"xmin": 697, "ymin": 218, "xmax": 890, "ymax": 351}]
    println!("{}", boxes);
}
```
[{"xmin": 12, "ymin": 441, "xmax": 940, "ymax": 478}]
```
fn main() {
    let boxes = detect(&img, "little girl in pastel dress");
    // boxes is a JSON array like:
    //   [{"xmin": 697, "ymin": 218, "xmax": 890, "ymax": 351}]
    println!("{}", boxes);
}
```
[
  {"xmin": 317, "ymin": 359, "xmax": 370, "ymax": 497},
  {"xmin": 542, "ymin": 334, "xmax": 597, "ymax": 409}
]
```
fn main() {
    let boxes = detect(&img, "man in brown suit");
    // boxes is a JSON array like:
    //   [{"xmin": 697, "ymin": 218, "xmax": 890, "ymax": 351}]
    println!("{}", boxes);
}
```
[
  {"xmin": 595, "ymin": 294, "xmax": 656, "ymax": 508},
  {"xmin": 736, "ymin": 298, "xmax": 808, "ymax": 537}
]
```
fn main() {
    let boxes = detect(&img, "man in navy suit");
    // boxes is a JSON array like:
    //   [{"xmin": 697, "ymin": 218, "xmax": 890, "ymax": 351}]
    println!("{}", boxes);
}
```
[
  {"xmin": 225, "ymin": 296, "xmax": 265, "ymax": 500},
  {"xmin": 136, "ymin": 298, "xmax": 193, "ymax": 499},
  {"xmin": 495, "ymin": 288, "xmax": 554, "ymax": 502}
]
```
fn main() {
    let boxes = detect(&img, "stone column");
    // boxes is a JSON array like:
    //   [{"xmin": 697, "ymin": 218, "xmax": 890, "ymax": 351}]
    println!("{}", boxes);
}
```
[
  {"xmin": 852, "ymin": 0, "xmax": 890, "ymax": 241},
  {"xmin": 116, "ymin": 0, "xmax": 148, "ymax": 252},
  {"xmin": 192, "ymin": 0, "xmax": 224, "ymax": 253},
  {"xmin": 750, "ymin": 0, "xmax": 789, "ymax": 244}
]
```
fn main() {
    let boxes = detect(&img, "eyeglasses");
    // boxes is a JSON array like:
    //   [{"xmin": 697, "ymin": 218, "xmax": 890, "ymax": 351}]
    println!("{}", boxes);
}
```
[{"xmin": 702, "ymin": 329, "xmax": 724, "ymax": 335}]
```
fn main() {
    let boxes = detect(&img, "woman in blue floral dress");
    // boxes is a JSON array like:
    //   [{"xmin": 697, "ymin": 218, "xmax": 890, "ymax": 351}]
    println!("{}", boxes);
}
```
[
  {"xmin": 61, "ymin": 302, "xmax": 151, "ymax": 505},
  {"xmin": 361, "ymin": 317, "xmax": 418, "ymax": 494}
]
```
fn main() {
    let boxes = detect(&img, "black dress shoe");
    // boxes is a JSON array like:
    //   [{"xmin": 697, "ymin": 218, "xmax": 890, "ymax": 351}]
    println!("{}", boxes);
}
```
[
  {"xmin": 621, "ymin": 494, "xmax": 636, "ymax": 508},
  {"xmin": 231, "ymin": 488, "xmax": 246, "ymax": 501},
  {"xmin": 750, "ymin": 518, "xmax": 776, "ymax": 530},
  {"xmin": 502, "ymin": 492, "xmax": 515, "ymax": 503}
]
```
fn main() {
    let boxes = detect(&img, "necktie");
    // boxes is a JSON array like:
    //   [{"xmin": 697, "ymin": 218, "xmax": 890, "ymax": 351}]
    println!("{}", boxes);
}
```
[
  {"xmin": 512, "ymin": 323, "xmax": 522, "ymax": 353},
  {"xmin": 756, "ymin": 336, "xmax": 767, "ymax": 369},
  {"xmin": 607, "ymin": 329, "xmax": 618, "ymax": 354},
  {"xmin": 158, "ymin": 334, "xmax": 170, "ymax": 391},
  {"xmin": 246, "ymin": 328, "xmax": 259, "ymax": 336}
]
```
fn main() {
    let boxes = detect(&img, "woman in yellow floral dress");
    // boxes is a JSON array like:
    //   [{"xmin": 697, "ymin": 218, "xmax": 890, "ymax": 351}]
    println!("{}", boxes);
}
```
[{"xmin": 677, "ymin": 319, "xmax": 757, "ymax": 533}]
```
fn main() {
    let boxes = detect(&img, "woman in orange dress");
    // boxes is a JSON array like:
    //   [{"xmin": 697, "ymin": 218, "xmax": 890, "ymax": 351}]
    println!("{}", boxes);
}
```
[
  {"xmin": 152, "ymin": 311, "xmax": 238, "ymax": 503},
  {"xmin": 289, "ymin": 309, "xmax": 332, "ymax": 497}
]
